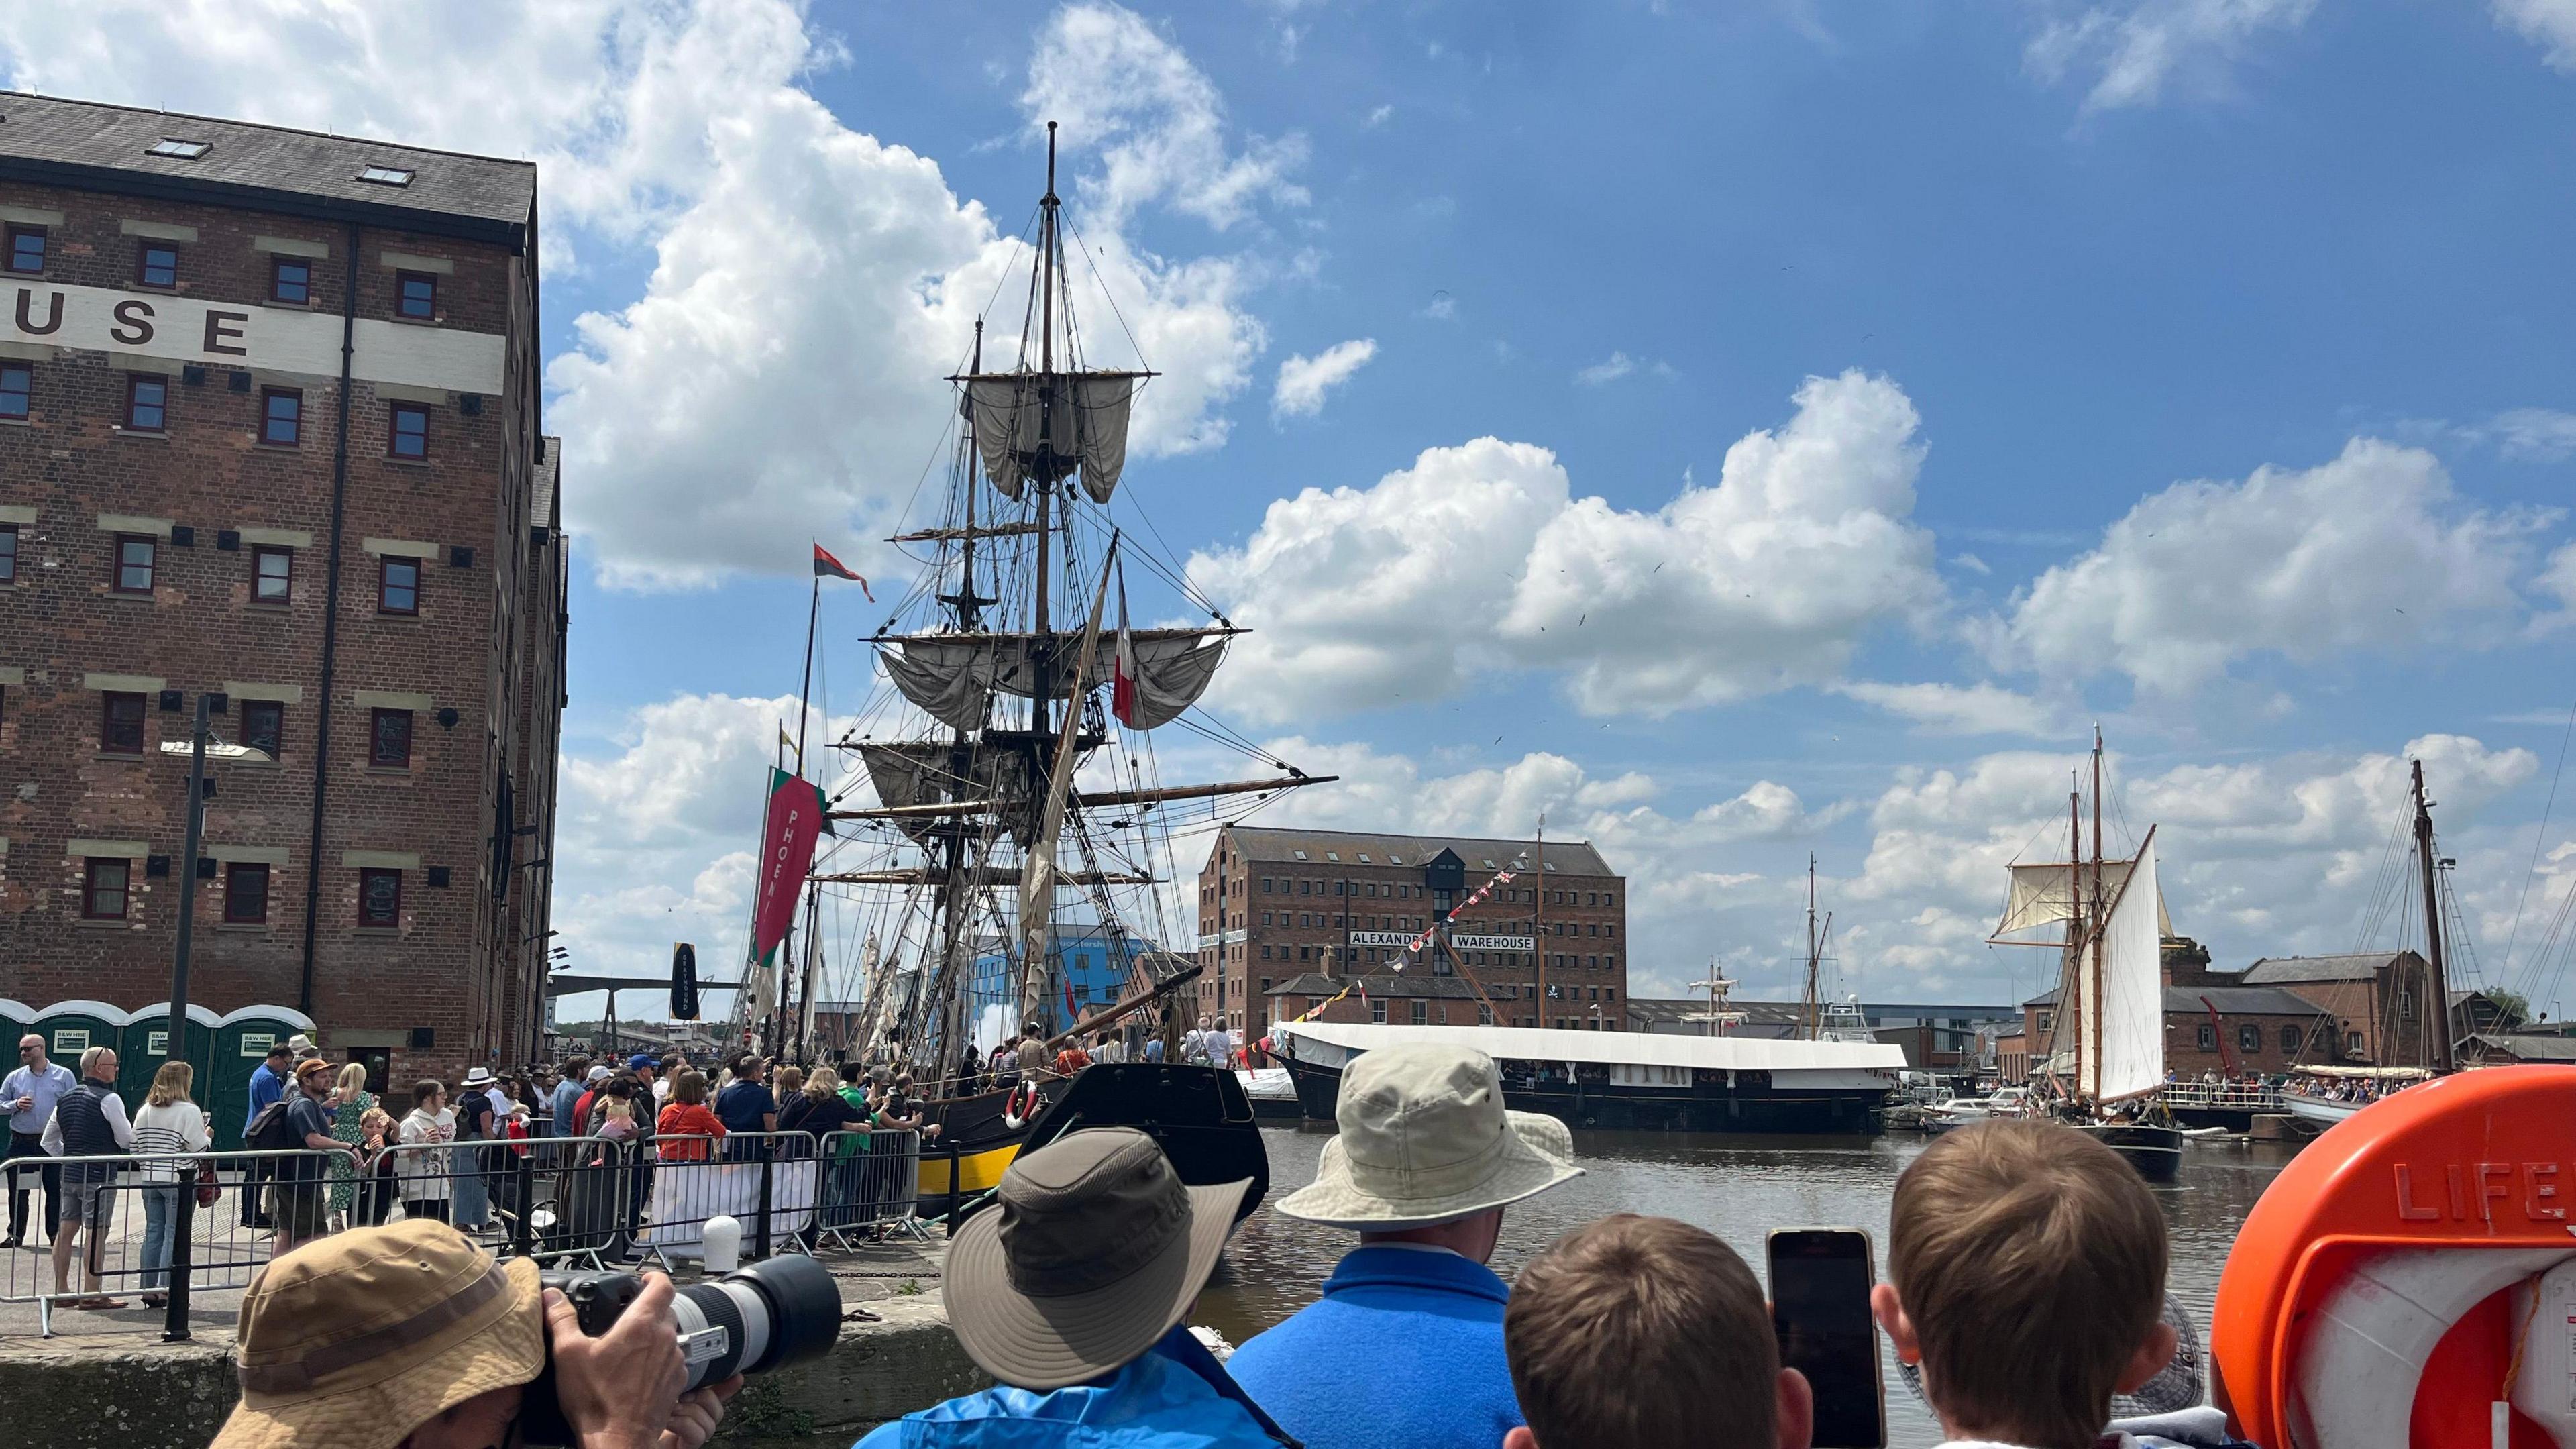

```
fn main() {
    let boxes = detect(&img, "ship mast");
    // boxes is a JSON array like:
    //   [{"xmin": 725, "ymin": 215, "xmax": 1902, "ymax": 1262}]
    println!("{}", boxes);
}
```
[
  {"xmin": 2088, "ymin": 726, "xmax": 2106, "ymax": 1104},
  {"xmin": 1800, "ymin": 855, "xmax": 1821, "ymax": 1038},
  {"xmin": 2410, "ymin": 759, "xmax": 2455, "ymax": 1071}
]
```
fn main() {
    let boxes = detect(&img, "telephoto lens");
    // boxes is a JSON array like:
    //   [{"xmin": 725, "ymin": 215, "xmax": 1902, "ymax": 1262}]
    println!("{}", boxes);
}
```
[{"xmin": 515, "ymin": 1256, "xmax": 843, "ymax": 1446}]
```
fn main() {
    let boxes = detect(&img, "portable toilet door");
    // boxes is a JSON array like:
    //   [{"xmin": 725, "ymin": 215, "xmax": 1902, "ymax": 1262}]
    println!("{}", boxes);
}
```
[
  {"xmin": 121, "ymin": 1004, "xmax": 220, "ymax": 1105},
  {"xmin": 211, "ymin": 1005, "xmax": 316, "ymax": 1151},
  {"xmin": 0, "ymin": 1000, "xmax": 30, "ymax": 1040},
  {"xmin": 28, "ymin": 1001, "xmax": 130, "ymax": 1079}
]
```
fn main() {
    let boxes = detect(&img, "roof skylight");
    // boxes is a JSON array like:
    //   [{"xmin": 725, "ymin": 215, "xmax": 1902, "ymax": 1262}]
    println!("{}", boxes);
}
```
[
  {"xmin": 148, "ymin": 138, "xmax": 211, "ymax": 160},
  {"xmin": 356, "ymin": 164, "xmax": 415, "ymax": 187}
]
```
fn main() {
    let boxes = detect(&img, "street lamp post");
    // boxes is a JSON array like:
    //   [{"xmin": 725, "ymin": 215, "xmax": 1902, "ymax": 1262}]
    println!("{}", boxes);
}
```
[{"xmin": 156, "ymin": 696, "xmax": 271, "ymax": 1344}]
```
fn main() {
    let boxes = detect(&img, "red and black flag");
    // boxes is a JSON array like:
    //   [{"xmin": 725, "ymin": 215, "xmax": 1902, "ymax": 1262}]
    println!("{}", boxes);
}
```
[{"xmin": 812, "ymin": 543, "xmax": 873, "ymax": 600}]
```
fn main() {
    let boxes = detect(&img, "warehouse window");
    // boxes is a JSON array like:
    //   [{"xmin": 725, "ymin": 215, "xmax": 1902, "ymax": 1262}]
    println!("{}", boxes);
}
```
[
  {"xmin": 271, "ymin": 257, "xmax": 312, "ymax": 305},
  {"xmin": 126, "ymin": 374, "xmax": 169, "ymax": 431},
  {"xmin": 260, "ymin": 388, "xmax": 303, "ymax": 446},
  {"xmin": 2280, "ymin": 1025, "xmax": 2301, "ymax": 1053},
  {"xmin": 113, "ymin": 535, "xmax": 157, "ymax": 594},
  {"xmin": 83, "ymin": 858, "xmax": 131, "ymax": 920},
  {"xmin": 0, "ymin": 523, "xmax": 15, "ymax": 582},
  {"xmin": 253, "ymin": 545, "xmax": 293, "ymax": 603},
  {"xmin": 241, "ymin": 700, "xmax": 284, "ymax": 759},
  {"xmin": 148, "ymin": 138, "xmax": 211, "ymax": 160},
  {"xmin": 136, "ymin": 243, "xmax": 180, "ymax": 290},
  {"xmin": 2196, "ymin": 1023, "xmax": 2216, "ymax": 1050},
  {"xmin": 1371, "ymin": 999, "xmax": 1387, "ymax": 1024},
  {"xmin": 379, "ymin": 556, "xmax": 419, "ymax": 614},
  {"xmin": 2238, "ymin": 1024, "xmax": 2261, "ymax": 1053},
  {"xmin": 396, "ymin": 271, "xmax": 437, "ymax": 321},
  {"xmin": 388, "ymin": 403, "xmax": 429, "ymax": 459},
  {"xmin": 5, "ymin": 225, "xmax": 44, "ymax": 274},
  {"xmin": 357, "ymin": 165, "xmax": 415, "ymax": 187},
  {"xmin": 1411, "ymin": 1000, "xmax": 1428, "ymax": 1025},
  {"xmin": 370, "ymin": 708, "xmax": 413, "ymax": 767},
  {"xmin": 358, "ymin": 867, "xmax": 402, "ymax": 927},
  {"xmin": 224, "ymin": 862, "xmax": 270, "ymax": 924},
  {"xmin": 100, "ymin": 692, "xmax": 146, "ymax": 753},
  {"xmin": 0, "ymin": 362, "xmax": 29, "ymax": 419}
]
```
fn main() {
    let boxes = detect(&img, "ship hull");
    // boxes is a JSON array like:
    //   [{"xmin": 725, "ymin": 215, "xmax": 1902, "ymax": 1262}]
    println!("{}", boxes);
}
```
[
  {"xmin": 1279, "ymin": 1051, "xmax": 1886, "ymax": 1135},
  {"xmin": 2077, "ymin": 1122, "xmax": 2184, "ymax": 1181}
]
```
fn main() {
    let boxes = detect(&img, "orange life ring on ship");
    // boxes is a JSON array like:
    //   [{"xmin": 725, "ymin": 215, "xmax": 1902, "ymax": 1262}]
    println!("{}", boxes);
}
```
[
  {"xmin": 2212, "ymin": 1065, "xmax": 2576, "ymax": 1449},
  {"xmin": 1002, "ymin": 1081, "xmax": 1041, "ymax": 1131}
]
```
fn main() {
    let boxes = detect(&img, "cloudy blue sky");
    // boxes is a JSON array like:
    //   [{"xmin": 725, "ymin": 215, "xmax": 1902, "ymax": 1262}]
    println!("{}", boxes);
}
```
[{"xmin": 10, "ymin": 0, "xmax": 2575, "ymax": 1018}]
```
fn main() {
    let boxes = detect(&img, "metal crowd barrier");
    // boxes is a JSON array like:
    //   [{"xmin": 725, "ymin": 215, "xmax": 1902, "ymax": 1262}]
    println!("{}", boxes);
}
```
[
  {"xmin": 2161, "ymin": 1081, "xmax": 2288, "ymax": 1112},
  {"xmin": 0, "ymin": 1124, "xmax": 930, "ymax": 1339}
]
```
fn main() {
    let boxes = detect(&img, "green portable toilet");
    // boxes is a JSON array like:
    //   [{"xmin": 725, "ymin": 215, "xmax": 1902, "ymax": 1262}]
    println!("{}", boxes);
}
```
[
  {"xmin": 29, "ymin": 1000, "xmax": 128, "ymax": 1078},
  {"xmin": 211, "ymin": 1005, "xmax": 316, "ymax": 1150},
  {"xmin": 120, "ymin": 1003, "xmax": 219, "ymax": 1104},
  {"xmin": 0, "ymin": 1000, "xmax": 30, "ymax": 1038}
]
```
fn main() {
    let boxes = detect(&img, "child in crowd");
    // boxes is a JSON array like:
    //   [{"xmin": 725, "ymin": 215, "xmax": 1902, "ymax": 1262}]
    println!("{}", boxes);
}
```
[
  {"xmin": 592, "ymin": 1095, "xmax": 638, "ymax": 1148},
  {"xmin": 395, "ymin": 1081, "xmax": 453, "ymax": 1223},
  {"xmin": 1503, "ymin": 1214, "xmax": 1812, "ymax": 1449},
  {"xmin": 1870, "ymin": 1120, "xmax": 2178, "ymax": 1449}
]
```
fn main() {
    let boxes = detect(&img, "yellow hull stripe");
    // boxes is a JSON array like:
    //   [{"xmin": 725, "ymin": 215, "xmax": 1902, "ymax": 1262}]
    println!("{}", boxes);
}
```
[{"xmin": 917, "ymin": 1142, "xmax": 1020, "ymax": 1199}]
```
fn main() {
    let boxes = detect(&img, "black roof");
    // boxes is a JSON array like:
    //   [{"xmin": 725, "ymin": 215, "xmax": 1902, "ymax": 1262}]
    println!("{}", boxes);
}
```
[
  {"xmin": 0, "ymin": 92, "xmax": 536, "ymax": 248},
  {"xmin": 1219, "ymin": 825, "xmax": 1615, "ymax": 877},
  {"xmin": 2242, "ymin": 952, "xmax": 2420, "ymax": 984},
  {"xmin": 2022, "ymin": 985, "xmax": 2328, "ymax": 1016}
]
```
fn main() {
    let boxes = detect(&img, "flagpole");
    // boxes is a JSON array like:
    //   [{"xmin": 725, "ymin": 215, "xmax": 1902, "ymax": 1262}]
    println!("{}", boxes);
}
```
[{"xmin": 794, "ymin": 562, "xmax": 820, "ymax": 778}]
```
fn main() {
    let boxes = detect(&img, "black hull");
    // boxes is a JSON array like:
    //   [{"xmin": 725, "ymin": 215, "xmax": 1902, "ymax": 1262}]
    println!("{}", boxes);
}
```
[
  {"xmin": 1279, "ymin": 1054, "xmax": 1885, "ymax": 1136},
  {"xmin": 2078, "ymin": 1122, "xmax": 2183, "ymax": 1182},
  {"xmin": 2169, "ymin": 1105, "xmax": 2257, "ymax": 1133},
  {"xmin": 950, "ymin": 1063, "xmax": 1271, "ymax": 1226}
]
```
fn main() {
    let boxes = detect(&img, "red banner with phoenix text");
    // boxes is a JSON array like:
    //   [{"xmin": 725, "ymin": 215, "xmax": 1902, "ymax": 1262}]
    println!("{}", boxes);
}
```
[{"xmin": 749, "ymin": 768, "xmax": 825, "ymax": 969}]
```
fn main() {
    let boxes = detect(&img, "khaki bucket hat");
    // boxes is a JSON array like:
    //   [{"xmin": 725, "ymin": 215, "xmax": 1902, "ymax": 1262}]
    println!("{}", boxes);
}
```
[
  {"xmin": 944, "ymin": 1127, "xmax": 1251, "ymax": 1391},
  {"xmin": 210, "ymin": 1220, "xmax": 545, "ymax": 1449},
  {"xmin": 1276, "ymin": 1043, "xmax": 1580, "ymax": 1230}
]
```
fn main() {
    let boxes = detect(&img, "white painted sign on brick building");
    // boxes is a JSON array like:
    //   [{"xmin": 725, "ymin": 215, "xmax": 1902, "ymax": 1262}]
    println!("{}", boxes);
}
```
[{"xmin": 4, "ymin": 282, "xmax": 504, "ymax": 394}]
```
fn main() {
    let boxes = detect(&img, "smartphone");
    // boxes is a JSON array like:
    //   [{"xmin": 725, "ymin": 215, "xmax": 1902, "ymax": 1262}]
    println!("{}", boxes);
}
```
[{"xmin": 1768, "ymin": 1227, "xmax": 1888, "ymax": 1449}]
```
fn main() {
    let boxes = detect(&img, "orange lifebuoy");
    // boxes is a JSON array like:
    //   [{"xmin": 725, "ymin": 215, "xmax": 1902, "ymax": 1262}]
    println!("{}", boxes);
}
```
[
  {"xmin": 1003, "ymin": 1081, "xmax": 1040, "ymax": 1130},
  {"xmin": 2212, "ymin": 1065, "xmax": 2576, "ymax": 1449}
]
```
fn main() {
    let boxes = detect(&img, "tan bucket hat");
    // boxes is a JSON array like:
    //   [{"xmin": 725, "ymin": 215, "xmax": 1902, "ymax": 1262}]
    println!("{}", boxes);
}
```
[
  {"xmin": 1276, "ymin": 1044, "xmax": 1580, "ymax": 1229},
  {"xmin": 210, "ymin": 1220, "xmax": 545, "ymax": 1449},
  {"xmin": 944, "ymin": 1127, "xmax": 1251, "ymax": 1391}
]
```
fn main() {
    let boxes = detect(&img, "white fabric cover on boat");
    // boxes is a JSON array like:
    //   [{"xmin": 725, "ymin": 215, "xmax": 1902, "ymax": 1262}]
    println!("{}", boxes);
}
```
[{"xmin": 857, "ymin": 742, "xmax": 1036, "ymax": 842}]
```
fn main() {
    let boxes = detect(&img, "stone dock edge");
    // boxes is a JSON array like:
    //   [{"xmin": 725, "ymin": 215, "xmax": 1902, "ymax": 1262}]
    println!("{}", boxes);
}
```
[{"xmin": 1, "ymin": 1295, "xmax": 990, "ymax": 1449}]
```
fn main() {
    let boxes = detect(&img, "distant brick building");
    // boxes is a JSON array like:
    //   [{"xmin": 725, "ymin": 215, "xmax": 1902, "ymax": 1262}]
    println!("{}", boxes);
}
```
[
  {"xmin": 1195, "ymin": 825, "xmax": 1629, "ymax": 1044},
  {"xmin": 0, "ymin": 95, "xmax": 564, "ymax": 1082}
]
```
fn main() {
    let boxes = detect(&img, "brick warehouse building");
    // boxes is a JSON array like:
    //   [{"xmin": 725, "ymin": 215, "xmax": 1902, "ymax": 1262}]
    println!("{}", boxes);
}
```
[
  {"xmin": 1193, "ymin": 824, "xmax": 1629, "ymax": 1045},
  {"xmin": 0, "ymin": 96, "xmax": 565, "ymax": 1085}
]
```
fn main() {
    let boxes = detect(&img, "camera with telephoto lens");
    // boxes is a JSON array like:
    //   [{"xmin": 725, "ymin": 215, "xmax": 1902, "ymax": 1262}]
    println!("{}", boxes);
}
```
[{"xmin": 514, "ymin": 1256, "xmax": 843, "ymax": 1446}]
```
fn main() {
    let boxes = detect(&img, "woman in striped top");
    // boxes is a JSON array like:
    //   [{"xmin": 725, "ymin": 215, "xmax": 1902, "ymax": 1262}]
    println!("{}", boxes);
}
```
[{"xmin": 132, "ymin": 1061, "xmax": 209, "ymax": 1309}]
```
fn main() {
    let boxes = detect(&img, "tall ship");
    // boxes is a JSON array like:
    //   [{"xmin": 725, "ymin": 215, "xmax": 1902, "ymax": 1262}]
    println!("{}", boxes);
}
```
[
  {"xmin": 728, "ymin": 125, "xmax": 1327, "ymax": 1209},
  {"xmin": 1986, "ymin": 728, "xmax": 2181, "ymax": 1180},
  {"xmin": 1270, "ymin": 856, "xmax": 1903, "ymax": 1134}
]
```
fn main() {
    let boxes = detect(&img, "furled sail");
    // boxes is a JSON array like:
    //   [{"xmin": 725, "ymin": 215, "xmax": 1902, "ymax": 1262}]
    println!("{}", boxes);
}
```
[
  {"xmin": 1994, "ymin": 857, "xmax": 2174, "ymax": 940},
  {"xmin": 963, "ymin": 371, "xmax": 1139, "ymax": 504},
  {"xmin": 877, "ymin": 628, "xmax": 1229, "ymax": 733},
  {"xmin": 2085, "ymin": 830, "xmax": 2165, "ymax": 1102},
  {"xmin": 857, "ymin": 742, "xmax": 1036, "ymax": 843}
]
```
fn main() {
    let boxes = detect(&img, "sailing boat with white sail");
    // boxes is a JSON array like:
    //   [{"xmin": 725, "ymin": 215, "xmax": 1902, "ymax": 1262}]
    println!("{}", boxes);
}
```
[{"xmin": 1989, "ymin": 729, "xmax": 2182, "ymax": 1181}]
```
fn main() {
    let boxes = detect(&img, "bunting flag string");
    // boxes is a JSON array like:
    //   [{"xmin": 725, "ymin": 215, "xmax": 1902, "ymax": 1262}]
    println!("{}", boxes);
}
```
[{"xmin": 1263, "ymin": 868, "xmax": 1522, "ymax": 1048}]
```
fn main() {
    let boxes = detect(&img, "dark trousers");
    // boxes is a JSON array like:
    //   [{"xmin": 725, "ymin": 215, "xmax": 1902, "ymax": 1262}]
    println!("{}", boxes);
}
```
[{"xmin": 3, "ymin": 1131, "xmax": 58, "ymax": 1242}]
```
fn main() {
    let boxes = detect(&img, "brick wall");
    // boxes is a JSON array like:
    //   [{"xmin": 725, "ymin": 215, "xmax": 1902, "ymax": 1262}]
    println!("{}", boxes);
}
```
[{"xmin": 0, "ymin": 179, "xmax": 560, "ymax": 1085}]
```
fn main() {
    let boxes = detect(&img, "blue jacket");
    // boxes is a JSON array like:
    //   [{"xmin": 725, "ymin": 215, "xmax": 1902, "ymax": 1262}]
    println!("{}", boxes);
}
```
[
  {"xmin": 1227, "ymin": 1245, "xmax": 1521, "ymax": 1449},
  {"xmin": 244, "ymin": 1063, "xmax": 284, "ymax": 1134},
  {"xmin": 854, "ymin": 1334, "xmax": 1283, "ymax": 1449}
]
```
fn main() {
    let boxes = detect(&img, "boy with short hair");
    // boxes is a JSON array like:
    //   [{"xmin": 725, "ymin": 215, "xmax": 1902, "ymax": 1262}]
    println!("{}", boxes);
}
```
[
  {"xmin": 1504, "ymin": 1213, "xmax": 1813, "ymax": 1449},
  {"xmin": 1871, "ymin": 1119, "xmax": 2179, "ymax": 1449}
]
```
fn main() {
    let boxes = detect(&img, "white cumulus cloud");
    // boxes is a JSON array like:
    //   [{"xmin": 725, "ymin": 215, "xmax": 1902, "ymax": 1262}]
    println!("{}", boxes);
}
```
[
  {"xmin": 2498, "ymin": 0, "xmax": 2576, "ymax": 72},
  {"xmin": 1195, "ymin": 370, "xmax": 1944, "ymax": 722},
  {"xmin": 2024, "ymin": 0, "xmax": 2318, "ymax": 113},
  {"xmin": 1982, "ymin": 438, "xmax": 2554, "ymax": 694},
  {"xmin": 1272, "ymin": 338, "xmax": 1378, "ymax": 419}
]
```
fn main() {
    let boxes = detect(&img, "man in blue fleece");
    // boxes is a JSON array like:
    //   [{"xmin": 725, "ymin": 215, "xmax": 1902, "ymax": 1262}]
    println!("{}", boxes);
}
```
[
  {"xmin": 856, "ymin": 1127, "xmax": 1288, "ymax": 1448},
  {"xmin": 1228, "ymin": 1044, "xmax": 1582, "ymax": 1449}
]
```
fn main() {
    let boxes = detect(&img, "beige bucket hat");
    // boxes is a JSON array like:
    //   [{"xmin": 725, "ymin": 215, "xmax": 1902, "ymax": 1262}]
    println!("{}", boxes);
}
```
[
  {"xmin": 210, "ymin": 1220, "xmax": 545, "ymax": 1449},
  {"xmin": 1277, "ymin": 1044, "xmax": 1580, "ymax": 1229},
  {"xmin": 944, "ymin": 1127, "xmax": 1253, "ymax": 1391}
]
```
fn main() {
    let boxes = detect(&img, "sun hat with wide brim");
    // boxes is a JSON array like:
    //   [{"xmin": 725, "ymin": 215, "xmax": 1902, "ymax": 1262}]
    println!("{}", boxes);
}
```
[
  {"xmin": 944, "ymin": 1126, "xmax": 1251, "ymax": 1391},
  {"xmin": 1275, "ymin": 1043, "xmax": 1580, "ymax": 1230},
  {"xmin": 209, "ymin": 1220, "xmax": 545, "ymax": 1449}
]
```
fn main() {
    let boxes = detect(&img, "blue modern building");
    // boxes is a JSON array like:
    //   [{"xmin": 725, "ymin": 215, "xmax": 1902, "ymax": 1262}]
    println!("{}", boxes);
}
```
[{"xmin": 965, "ymin": 929, "xmax": 1153, "ymax": 1042}]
